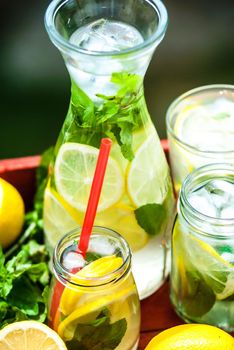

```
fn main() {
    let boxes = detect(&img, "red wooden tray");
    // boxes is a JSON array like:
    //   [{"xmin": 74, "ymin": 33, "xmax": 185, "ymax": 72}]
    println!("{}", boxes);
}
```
[{"xmin": 0, "ymin": 140, "xmax": 183, "ymax": 349}]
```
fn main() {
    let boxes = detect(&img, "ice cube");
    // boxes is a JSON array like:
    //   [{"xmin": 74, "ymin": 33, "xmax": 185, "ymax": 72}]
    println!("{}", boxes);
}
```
[
  {"xmin": 188, "ymin": 180, "xmax": 234, "ymax": 220},
  {"xmin": 62, "ymin": 250, "xmax": 86, "ymax": 271},
  {"xmin": 69, "ymin": 19, "xmax": 144, "ymax": 52},
  {"xmin": 187, "ymin": 190, "xmax": 217, "ymax": 217},
  {"xmin": 89, "ymin": 237, "xmax": 116, "ymax": 256},
  {"xmin": 205, "ymin": 180, "xmax": 234, "ymax": 219}
]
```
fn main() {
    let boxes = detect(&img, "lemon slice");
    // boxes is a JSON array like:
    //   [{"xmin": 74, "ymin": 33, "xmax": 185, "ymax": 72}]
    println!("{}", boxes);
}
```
[
  {"xmin": 127, "ymin": 135, "xmax": 169, "ymax": 207},
  {"xmin": 176, "ymin": 222, "xmax": 234, "ymax": 300},
  {"xmin": 95, "ymin": 201, "xmax": 148, "ymax": 251},
  {"xmin": 188, "ymin": 234, "xmax": 234, "ymax": 300},
  {"xmin": 58, "ymin": 284, "xmax": 134, "ymax": 341},
  {"xmin": 0, "ymin": 321, "xmax": 67, "ymax": 350},
  {"xmin": 54, "ymin": 142, "xmax": 124, "ymax": 212},
  {"xmin": 43, "ymin": 187, "xmax": 81, "ymax": 249},
  {"xmin": 60, "ymin": 256, "xmax": 123, "ymax": 315}
]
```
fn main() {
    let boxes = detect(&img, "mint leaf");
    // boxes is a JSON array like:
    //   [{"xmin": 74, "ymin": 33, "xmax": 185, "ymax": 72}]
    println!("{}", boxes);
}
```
[
  {"xmin": 71, "ymin": 80, "xmax": 95, "ymax": 128},
  {"xmin": 182, "ymin": 270, "xmax": 216, "ymax": 317},
  {"xmin": 135, "ymin": 203, "xmax": 166, "ymax": 236},
  {"xmin": 7, "ymin": 276, "xmax": 41, "ymax": 316},
  {"xmin": 119, "ymin": 122, "xmax": 134, "ymax": 161},
  {"xmin": 0, "ymin": 248, "xmax": 13, "ymax": 299},
  {"xmin": 66, "ymin": 308, "xmax": 127, "ymax": 350}
]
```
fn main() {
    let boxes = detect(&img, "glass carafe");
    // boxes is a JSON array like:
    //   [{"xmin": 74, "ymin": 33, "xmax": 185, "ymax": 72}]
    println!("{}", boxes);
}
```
[{"xmin": 44, "ymin": 0, "xmax": 175, "ymax": 299}]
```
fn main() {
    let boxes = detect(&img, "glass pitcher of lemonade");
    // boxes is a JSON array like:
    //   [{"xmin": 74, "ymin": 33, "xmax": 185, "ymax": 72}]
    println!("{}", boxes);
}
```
[{"xmin": 44, "ymin": 0, "xmax": 175, "ymax": 299}]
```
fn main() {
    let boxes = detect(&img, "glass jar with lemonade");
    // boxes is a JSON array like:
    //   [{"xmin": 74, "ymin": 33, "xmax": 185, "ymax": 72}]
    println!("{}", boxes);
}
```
[
  {"xmin": 44, "ymin": 0, "xmax": 175, "ymax": 299},
  {"xmin": 48, "ymin": 227, "xmax": 140, "ymax": 350}
]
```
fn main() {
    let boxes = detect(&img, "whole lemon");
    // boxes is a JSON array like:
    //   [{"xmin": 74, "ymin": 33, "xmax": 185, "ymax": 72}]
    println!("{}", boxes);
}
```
[
  {"xmin": 0, "ymin": 178, "xmax": 25, "ymax": 248},
  {"xmin": 145, "ymin": 324, "xmax": 234, "ymax": 350}
]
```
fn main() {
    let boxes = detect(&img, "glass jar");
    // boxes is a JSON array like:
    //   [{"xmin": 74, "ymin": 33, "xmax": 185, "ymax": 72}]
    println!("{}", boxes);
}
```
[
  {"xmin": 166, "ymin": 85, "xmax": 234, "ymax": 194},
  {"xmin": 44, "ymin": 0, "xmax": 175, "ymax": 299},
  {"xmin": 48, "ymin": 226, "xmax": 141, "ymax": 350},
  {"xmin": 170, "ymin": 163, "xmax": 234, "ymax": 331}
]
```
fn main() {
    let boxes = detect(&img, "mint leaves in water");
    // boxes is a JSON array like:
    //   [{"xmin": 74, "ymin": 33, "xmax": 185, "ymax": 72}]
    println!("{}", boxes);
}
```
[
  {"xmin": 135, "ymin": 203, "xmax": 166, "ymax": 236},
  {"xmin": 66, "ymin": 308, "xmax": 127, "ymax": 350},
  {"xmin": 182, "ymin": 270, "xmax": 216, "ymax": 317},
  {"xmin": 60, "ymin": 72, "xmax": 143, "ymax": 161}
]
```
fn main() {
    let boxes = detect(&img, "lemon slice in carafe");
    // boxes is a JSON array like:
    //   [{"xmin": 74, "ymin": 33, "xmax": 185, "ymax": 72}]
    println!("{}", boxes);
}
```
[{"xmin": 54, "ymin": 142, "xmax": 124, "ymax": 212}]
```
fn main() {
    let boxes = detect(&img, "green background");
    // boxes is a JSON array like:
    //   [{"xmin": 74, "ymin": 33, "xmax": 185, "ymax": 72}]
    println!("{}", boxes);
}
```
[{"xmin": 1, "ymin": 0, "xmax": 234, "ymax": 159}]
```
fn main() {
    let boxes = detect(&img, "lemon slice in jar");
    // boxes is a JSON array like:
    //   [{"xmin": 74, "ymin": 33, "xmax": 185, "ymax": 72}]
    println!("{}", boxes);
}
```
[
  {"xmin": 58, "ymin": 256, "xmax": 134, "ymax": 341},
  {"xmin": 59, "ymin": 255, "xmax": 123, "ymax": 316}
]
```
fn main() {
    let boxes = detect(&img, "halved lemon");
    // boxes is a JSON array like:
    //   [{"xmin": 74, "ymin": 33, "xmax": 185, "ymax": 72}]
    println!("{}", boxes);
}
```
[
  {"xmin": 54, "ymin": 142, "xmax": 124, "ymax": 212},
  {"xmin": 127, "ymin": 135, "xmax": 169, "ymax": 207},
  {"xmin": 0, "ymin": 321, "xmax": 67, "ymax": 350}
]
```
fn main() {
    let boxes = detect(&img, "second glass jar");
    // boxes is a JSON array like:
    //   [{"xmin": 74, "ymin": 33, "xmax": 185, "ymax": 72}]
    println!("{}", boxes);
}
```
[{"xmin": 171, "ymin": 163, "xmax": 234, "ymax": 331}]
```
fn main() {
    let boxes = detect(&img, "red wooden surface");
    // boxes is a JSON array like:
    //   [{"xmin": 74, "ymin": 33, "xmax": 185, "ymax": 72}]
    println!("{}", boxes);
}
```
[{"xmin": 0, "ymin": 140, "xmax": 183, "ymax": 349}]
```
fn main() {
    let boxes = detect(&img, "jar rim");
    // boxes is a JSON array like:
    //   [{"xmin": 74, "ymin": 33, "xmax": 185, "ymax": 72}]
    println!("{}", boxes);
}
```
[
  {"xmin": 166, "ymin": 84, "xmax": 234, "ymax": 156},
  {"xmin": 53, "ymin": 226, "xmax": 131, "ymax": 287},
  {"xmin": 179, "ymin": 163, "xmax": 234, "ymax": 238},
  {"xmin": 44, "ymin": 0, "xmax": 168, "ymax": 57}
]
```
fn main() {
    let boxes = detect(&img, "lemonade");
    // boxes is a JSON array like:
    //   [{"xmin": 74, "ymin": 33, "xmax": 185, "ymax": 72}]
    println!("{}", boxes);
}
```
[
  {"xmin": 171, "ymin": 164, "xmax": 234, "ymax": 331},
  {"xmin": 44, "ymin": 0, "xmax": 175, "ymax": 298},
  {"xmin": 166, "ymin": 85, "xmax": 234, "ymax": 193},
  {"xmin": 48, "ymin": 227, "xmax": 140, "ymax": 350}
]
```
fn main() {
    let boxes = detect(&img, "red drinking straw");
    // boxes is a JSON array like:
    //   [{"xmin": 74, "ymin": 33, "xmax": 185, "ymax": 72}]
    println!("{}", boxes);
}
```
[
  {"xmin": 50, "ymin": 138, "xmax": 112, "ymax": 328},
  {"xmin": 78, "ymin": 138, "xmax": 112, "ymax": 256}
]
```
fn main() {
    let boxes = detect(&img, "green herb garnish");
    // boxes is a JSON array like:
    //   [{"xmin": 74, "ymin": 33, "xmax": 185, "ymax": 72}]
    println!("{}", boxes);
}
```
[
  {"xmin": 182, "ymin": 270, "xmax": 216, "ymax": 317},
  {"xmin": 0, "ymin": 149, "xmax": 52, "ymax": 328},
  {"xmin": 58, "ymin": 72, "xmax": 143, "ymax": 161},
  {"xmin": 66, "ymin": 308, "xmax": 127, "ymax": 350}
]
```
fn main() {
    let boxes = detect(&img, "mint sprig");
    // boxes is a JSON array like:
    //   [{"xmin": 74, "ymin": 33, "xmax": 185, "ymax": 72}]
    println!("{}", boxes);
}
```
[
  {"xmin": 59, "ymin": 72, "xmax": 143, "ymax": 161},
  {"xmin": 0, "ymin": 149, "xmax": 52, "ymax": 328},
  {"xmin": 66, "ymin": 308, "xmax": 127, "ymax": 350}
]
